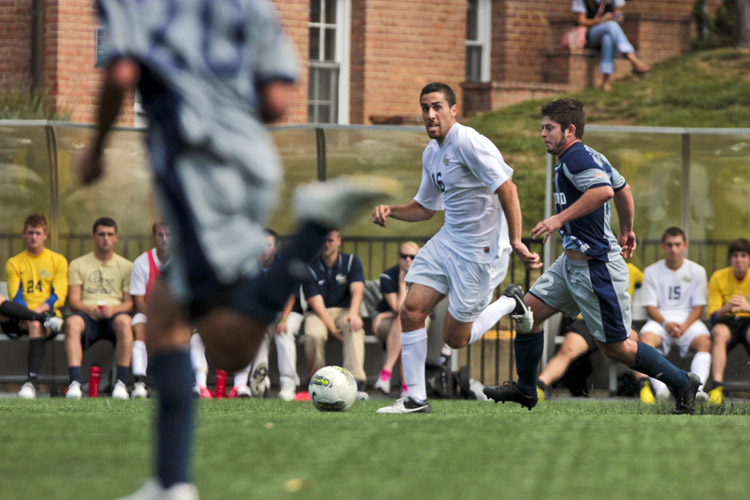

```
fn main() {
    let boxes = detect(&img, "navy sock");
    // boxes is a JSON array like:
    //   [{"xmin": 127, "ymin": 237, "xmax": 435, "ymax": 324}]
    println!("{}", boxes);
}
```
[
  {"xmin": 632, "ymin": 341, "xmax": 690, "ymax": 390},
  {"xmin": 116, "ymin": 365, "xmax": 129, "ymax": 384},
  {"xmin": 153, "ymin": 349, "xmax": 195, "ymax": 488},
  {"xmin": 514, "ymin": 331, "xmax": 544, "ymax": 395},
  {"xmin": 69, "ymin": 366, "xmax": 81, "ymax": 384},
  {"xmin": 0, "ymin": 300, "xmax": 46, "ymax": 322},
  {"xmin": 27, "ymin": 338, "xmax": 45, "ymax": 383}
]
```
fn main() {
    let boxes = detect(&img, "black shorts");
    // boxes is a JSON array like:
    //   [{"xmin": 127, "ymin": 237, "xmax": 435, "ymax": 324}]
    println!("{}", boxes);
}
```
[
  {"xmin": 72, "ymin": 312, "xmax": 130, "ymax": 350},
  {"xmin": 563, "ymin": 317, "xmax": 598, "ymax": 353},
  {"xmin": 713, "ymin": 316, "xmax": 750, "ymax": 355},
  {"xmin": 0, "ymin": 319, "xmax": 24, "ymax": 339}
]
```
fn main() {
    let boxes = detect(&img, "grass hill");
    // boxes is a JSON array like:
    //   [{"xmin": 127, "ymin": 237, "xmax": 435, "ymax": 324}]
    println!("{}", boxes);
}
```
[{"xmin": 467, "ymin": 47, "xmax": 750, "ymax": 230}]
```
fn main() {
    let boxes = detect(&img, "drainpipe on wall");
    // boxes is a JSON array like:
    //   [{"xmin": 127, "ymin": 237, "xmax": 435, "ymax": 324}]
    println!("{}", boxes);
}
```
[{"xmin": 31, "ymin": 0, "xmax": 44, "ymax": 91}]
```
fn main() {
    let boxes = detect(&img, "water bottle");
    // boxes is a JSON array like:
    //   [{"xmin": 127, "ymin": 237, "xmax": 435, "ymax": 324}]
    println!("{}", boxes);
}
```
[
  {"xmin": 89, "ymin": 365, "xmax": 101, "ymax": 398},
  {"xmin": 214, "ymin": 369, "xmax": 227, "ymax": 399}
]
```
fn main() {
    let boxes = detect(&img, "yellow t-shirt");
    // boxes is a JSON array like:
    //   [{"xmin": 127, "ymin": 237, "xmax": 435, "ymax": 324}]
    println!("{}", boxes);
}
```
[
  {"xmin": 627, "ymin": 263, "xmax": 644, "ymax": 300},
  {"xmin": 707, "ymin": 266, "xmax": 750, "ymax": 318},
  {"xmin": 68, "ymin": 252, "xmax": 133, "ymax": 309},
  {"xmin": 6, "ymin": 248, "xmax": 69, "ymax": 317}
]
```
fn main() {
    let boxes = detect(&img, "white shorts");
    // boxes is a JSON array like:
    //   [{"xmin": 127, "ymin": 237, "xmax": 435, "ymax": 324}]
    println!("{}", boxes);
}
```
[
  {"xmin": 639, "ymin": 316, "xmax": 710, "ymax": 358},
  {"xmin": 405, "ymin": 236, "xmax": 510, "ymax": 323},
  {"xmin": 132, "ymin": 312, "xmax": 147, "ymax": 326}
]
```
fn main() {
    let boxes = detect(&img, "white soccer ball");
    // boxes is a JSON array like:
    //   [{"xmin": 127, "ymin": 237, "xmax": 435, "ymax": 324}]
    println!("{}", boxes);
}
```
[{"xmin": 308, "ymin": 365, "xmax": 357, "ymax": 412}]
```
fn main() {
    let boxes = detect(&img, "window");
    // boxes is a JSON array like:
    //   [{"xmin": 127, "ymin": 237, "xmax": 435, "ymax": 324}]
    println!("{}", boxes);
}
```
[
  {"xmin": 308, "ymin": 0, "xmax": 350, "ymax": 124},
  {"xmin": 466, "ymin": 0, "xmax": 491, "ymax": 82}
]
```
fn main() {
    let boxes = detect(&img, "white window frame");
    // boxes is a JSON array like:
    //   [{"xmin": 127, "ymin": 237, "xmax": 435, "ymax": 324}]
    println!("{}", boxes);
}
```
[{"xmin": 466, "ymin": 0, "xmax": 491, "ymax": 82}]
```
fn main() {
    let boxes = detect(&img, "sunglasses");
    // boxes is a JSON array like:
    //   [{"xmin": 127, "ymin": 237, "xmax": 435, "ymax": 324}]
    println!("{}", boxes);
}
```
[{"xmin": 399, "ymin": 253, "xmax": 416, "ymax": 260}]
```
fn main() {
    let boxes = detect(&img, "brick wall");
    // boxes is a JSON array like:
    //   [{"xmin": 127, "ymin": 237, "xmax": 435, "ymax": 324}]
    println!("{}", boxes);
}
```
[
  {"xmin": 0, "ymin": 0, "xmax": 31, "ymax": 83},
  {"xmin": 273, "ymin": 0, "xmax": 309, "ymax": 125},
  {"xmin": 351, "ymin": 0, "xmax": 466, "ymax": 123}
]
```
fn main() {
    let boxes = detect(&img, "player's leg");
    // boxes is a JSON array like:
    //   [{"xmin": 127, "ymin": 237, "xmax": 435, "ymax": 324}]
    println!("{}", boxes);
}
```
[
  {"xmin": 709, "ymin": 323, "xmax": 731, "ymax": 386},
  {"xmin": 248, "ymin": 334, "xmax": 269, "ymax": 397},
  {"xmin": 303, "ymin": 312, "xmax": 330, "ymax": 378},
  {"xmin": 131, "ymin": 314, "xmax": 149, "ymax": 398},
  {"xmin": 373, "ymin": 313, "xmax": 398, "ymax": 394},
  {"xmin": 687, "ymin": 331, "xmax": 711, "ymax": 397},
  {"xmin": 112, "ymin": 313, "xmax": 134, "ymax": 399},
  {"xmin": 229, "ymin": 360, "xmax": 252, "ymax": 398},
  {"xmin": 276, "ymin": 312, "xmax": 302, "ymax": 401},
  {"xmin": 63, "ymin": 313, "xmax": 90, "ymax": 399},
  {"xmin": 189, "ymin": 333, "xmax": 211, "ymax": 398},
  {"xmin": 0, "ymin": 295, "xmax": 49, "ymax": 323},
  {"xmin": 537, "ymin": 330, "xmax": 590, "ymax": 395},
  {"xmin": 16, "ymin": 320, "xmax": 42, "ymax": 399},
  {"xmin": 337, "ymin": 307, "xmax": 367, "ymax": 397},
  {"xmin": 637, "ymin": 330, "xmax": 668, "ymax": 401}
]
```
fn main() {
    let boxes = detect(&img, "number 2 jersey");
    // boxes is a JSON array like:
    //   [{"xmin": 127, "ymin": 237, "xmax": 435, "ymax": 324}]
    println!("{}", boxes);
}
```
[
  {"xmin": 641, "ymin": 259, "xmax": 707, "ymax": 318},
  {"xmin": 414, "ymin": 122, "xmax": 513, "ymax": 264},
  {"xmin": 6, "ymin": 248, "xmax": 68, "ymax": 318}
]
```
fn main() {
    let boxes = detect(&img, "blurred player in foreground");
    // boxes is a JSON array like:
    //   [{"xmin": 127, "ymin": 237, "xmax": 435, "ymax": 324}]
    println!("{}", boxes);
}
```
[{"xmin": 83, "ymin": 1, "xmax": 397, "ymax": 498}]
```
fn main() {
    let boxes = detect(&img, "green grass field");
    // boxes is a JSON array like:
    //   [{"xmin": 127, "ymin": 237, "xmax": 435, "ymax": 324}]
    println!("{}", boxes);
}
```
[{"xmin": 3, "ymin": 397, "xmax": 750, "ymax": 500}]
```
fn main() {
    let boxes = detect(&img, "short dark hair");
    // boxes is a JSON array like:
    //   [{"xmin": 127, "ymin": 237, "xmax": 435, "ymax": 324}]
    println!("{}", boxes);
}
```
[
  {"xmin": 728, "ymin": 238, "xmax": 750, "ymax": 259},
  {"xmin": 93, "ymin": 217, "xmax": 118, "ymax": 234},
  {"xmin": 541, "ymin": 98, "xmax": 585, "ymax": 139},
  {"xmin": 152, "ymin": 218, "xmax": 168, "ymax": 235},
  {"xmin": 661, "ymin": 227, "xmax": 686, "ymax": 243},
  {"xmin": 264, "ymin": 228, "xmax": 279, "ymax": 243},
  {"xmin": 420, "ymin": 82, "xmax": 456, "ymax": 107},
  {"xmin": 23, "ymin": 213, "xmax": 48, "ymax": 232}
]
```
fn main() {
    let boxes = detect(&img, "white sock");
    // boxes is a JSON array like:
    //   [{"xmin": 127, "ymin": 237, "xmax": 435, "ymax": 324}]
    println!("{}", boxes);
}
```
[
  {"xmin": 190, "ymin": 334, "xmax": 208, "ymax": 386},
  {"xmin": 401, "ymin": 328, "xmax": 428, "ymax": 401},
  {"xmin": 691, "ymin": 351, "xmax": 711, "ymax": 390},
  {"xmin": 468, "ymin": 296, "xmax": 516, "ymax": 345},
  {"xmin": 649, "ymin": 376, "xmax": 669, "ymax": 397},
  {"xmin": 234, "ymin": 364, "xmax": 252, "ymax": 388},
  {"xmin": 131, "ymin": 340, "xmax": 148, "ymax": 377}
]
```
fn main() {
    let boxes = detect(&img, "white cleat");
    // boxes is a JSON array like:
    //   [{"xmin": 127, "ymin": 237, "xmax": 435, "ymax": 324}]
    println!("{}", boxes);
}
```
[
  {"xmin": 18, "ymin": 381, "xmax": 37, "ymax": 399},
  {"xmin": 376, "ymin": 396, "xmax": 431, "ymax": 414},
  {"xmin": 293, "ymin": 175, "xmax": 401, "ymax": 229},
  {"xmin": 66, "ymin": 381, "xmax": 82, "ymax": 399},
  {"xmin": 43, "ymin": 315, "xmax": 64, "ymax": 333},
  {"xmin": 695, "ymin": 390, "xmax": 709, "ymax": 403},
  {"xmin": 112, "ymin": 380, "xmax": 130, "ymax": 400},
  {"xmin": 356, "ymin": 391, "xmax": 369, "ymax": 401},
  {"xmin": 115, "ymin": 479, "xmax": 199, "ymax": 500},
  {"xmin": 235, "ymin": 384, "xmax": 252, "ymax": 398},
  {"xmin": 131, "ymin": 381, "xmax": 149, "ymax": 399},
  {"xmin": 373, "ymin": 377, "xmax": 391, "ymax": 395},
  {"xmin": 503, "ymin": 284, "xmax": 534, "ymax": 333},
  {"xmin": 278, "ymin": 380, "xmax": 296, "ymax": 401}
]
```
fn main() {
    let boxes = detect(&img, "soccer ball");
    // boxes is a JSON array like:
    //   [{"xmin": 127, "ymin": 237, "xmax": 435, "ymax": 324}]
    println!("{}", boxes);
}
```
[{"xmin": 308, "ymin": 366, "xmax": 357, "ymax": 412}]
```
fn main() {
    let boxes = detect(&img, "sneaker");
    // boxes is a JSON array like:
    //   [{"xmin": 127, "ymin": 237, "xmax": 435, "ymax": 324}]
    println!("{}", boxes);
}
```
[
  {"xmin": 43, "ymin": 314, "xmax": 64, "ymax": 333},
  {"xmin": 356, "ymin": 391, "xmax": 369, "ymax": 401},
  {"xmin": 696, "ymin": 390, "xmax": 709, "ymax": 403},
  {"xmin": 229, "ymin": 384, "xmax": 252, "ymax": 398},
  {"xmin": 483, "ymin": 381, "xmax": 538, "ymax": 410},
  {"xmin": 278, "ymin": 380, "xmax": 296, "ymax": 401},
  {"xmin": 115, "ymin": 478, "xmax": 199, "ymax": 500},
  {"xmin": 293, "ymin": 175, "xmax": 401, "ymax": 230},
  {"xmin": 503, "ymin": 284, "xmax": 533, "ymax": 332},
  {"xmin": 193, "ymin": 384, "xmax": 213, "ymax": 399},
  {"xmin": 374, "ymin": 375, "xmax": 391, "ymax": 395},
  {"xmin": 131, "ymin": 381, "xmax": 149, "ymax": 399},
  {"xmin": 250, "ymin": 363, "xmax": 270, "ymax": 397},
  {"xmin": 376, "ymin": 396, "xmax": 431, "ymax": 414},
  {"xmin": 66, "ymin": 381, "xmax": 82, "ymax": 399},
  {"xmin": 639, "ymin": 379, "xmax": 655, "ymax": 404},
  {"xmin": 112, "ymin": 380, "xmax": 130, "ymax": 400},
  {"xmin": 18, "ymin": 381, "xmax": 37, "ymax": 399},
  {"xmin": 671, "ymin": 372, "xmax": 701, "ymax": 415},
  {"xmin": 708, "ymin": 384, "xmax": 724, "ymax": 406}
]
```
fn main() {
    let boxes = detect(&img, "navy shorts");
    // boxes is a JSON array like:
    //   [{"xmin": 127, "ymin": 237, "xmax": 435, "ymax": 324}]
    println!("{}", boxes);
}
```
[
  {"xmin": 72, "ymin": 312, "xmax": 130, "ymax": 350},
  {"xmin": 714, "ymin": 316, "xmax": 750, "ymax": 355}
]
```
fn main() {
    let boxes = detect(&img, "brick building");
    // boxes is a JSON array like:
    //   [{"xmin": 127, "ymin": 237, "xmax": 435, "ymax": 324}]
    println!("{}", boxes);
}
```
[{"xmin": 0, "ymin": 0, "xmax": 719, "ymax": 125}]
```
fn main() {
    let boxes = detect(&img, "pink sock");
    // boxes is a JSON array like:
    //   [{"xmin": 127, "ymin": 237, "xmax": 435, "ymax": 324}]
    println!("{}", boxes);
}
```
[
  {"xmin": 402, "ymin": 385, "xmax": 408, "ymax": 393},
  {"xmin": 379, "ymin": 369, "xmax": 392, "ymax": 382}
]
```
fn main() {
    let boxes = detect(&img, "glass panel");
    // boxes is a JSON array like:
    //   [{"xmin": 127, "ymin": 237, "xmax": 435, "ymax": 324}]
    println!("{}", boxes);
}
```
[
  {"xmin": 310, "ymin": 0, "xmax": 321, "ymax": 24},
  {"xmin": 466, "ymin": 45, "xmax": 482, "ymax": 81},
  {"xmin": 318, "ymin": 67, "xmax": 332, "ymax": 101},
  {"xmin": 324, "ymin": 27, "xmax": 336, "ymax": 61},
  {"xmin": 309, "ymin": 26, "xmax": 320, "ymax": 61},
  {"xmin": 324, "ymin": 0, "xmax": 337, "ymax": 24},
  {"xmin": 466, "ymin": 0, "xmax": 478, "ymax": 41}
]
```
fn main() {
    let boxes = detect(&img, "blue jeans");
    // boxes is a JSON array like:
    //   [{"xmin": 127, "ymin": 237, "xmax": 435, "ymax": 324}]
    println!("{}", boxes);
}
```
[{"xmin": 587, "ymin": 20, "xmax": 635, "ymax": 74}]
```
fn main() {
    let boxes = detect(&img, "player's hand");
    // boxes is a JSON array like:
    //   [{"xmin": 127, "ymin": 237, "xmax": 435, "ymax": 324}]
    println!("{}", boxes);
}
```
[
  {"xmin": 274, "ymin": 321, "xmax": 289, "ymax": 335},
  {"xmin": 344, "ymin": 313, "xmax": 363, "ymax": 333},
  {"xmin": 330, "ymin": 329, "xmax": 343, "ymax": 342},
  {"xmin": 729, "ymin": 294, "xmax": 750, "ymax": 313},
  {"xmin": 371, "ymin": 205, "xmax": 391, "ymax": 227},
  {"xmin": 511, "ymin": 241, "xmax": 543, "ymax": 269},
  {"xmin": 618, "ymin": 231, "xmax": 636, "ymax": 258},
  {"xmin": 530, "ymin": 215, "xmax": 562, "ymax": 243},
  {"xmin": 77, "ymin": 145, "xmax": 105, "ymax": 185}
]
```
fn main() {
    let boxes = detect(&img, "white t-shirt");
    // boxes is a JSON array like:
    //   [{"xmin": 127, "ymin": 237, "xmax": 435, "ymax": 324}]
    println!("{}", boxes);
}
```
[
  {"xmin": 414, "ymin": 122, "xmax": 512, "ymax": 263},
  {"xmin": 641, "ymin": 259, "xmax": 707, "ymax": 317},
  {"xmin": 130, "ymin": 249, "xmax": 169, "ymax": 297},
  {"xmin": 571, "ymin": 0, "xmax": 625, "ymax": 14}
]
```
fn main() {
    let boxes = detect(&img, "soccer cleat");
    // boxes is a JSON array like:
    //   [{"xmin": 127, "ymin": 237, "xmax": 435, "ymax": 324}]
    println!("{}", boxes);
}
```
[
  {"xmin": 193, "ymin": 384, "xmax": 213, "ymax": 399},
  {"xmin": 112, "ymin": 380, "xmax": 130, "ymax": 400},
  {"xmin": 293, "ymin": 175, "xmax": 401, "ymax": 230},
  {"xmin": 708, "ymin": 384, "xmax": 724, "ymax": 406},
  {"xmin": 43, "ymin": 314, "xmax": 64, "ymax": 334},
  {"xmin": 18, "ymin": 381, "xmax": 37, "ymax": 399},
  {"xmin": 671, "ymin": 372, "xmax": 701, "ymax": 415},
  {"xmin": 376, "ymin": 396, "xmax": 432, "ymax": 414},
  {"xmin": 503, "ymin": 284, "xmax": 533, "ymax": 333},
  {"xmin": 250, "ymin": 362, "xmax": 270, "ymax": 397},
  {"xmin": 696, "ymin": 390, "xmax": 709, "ymax": 403},
  {"xmin": 229, "ymin": 384, "xmax": 252, "ymax": 398},
  {"xmin": 115, "ymin": 479, "xmax": 199, "ymax": 500},
  {"xmin": 356, "ymin": 391, "xmax": 369, "ymax": 401},
  {"xmin": 639, "ymin": 379, "xmax": 655, "ymax": 404},
  {"xmin": 374, "ymin": 375, "xmax": 391, "ymax": 395},
  {"xmin": 483, "ymin": 381, "xmax": 538, "ymax": 410},
  {"xmin": 131, "ymin": 381, "xmax": 149, "ymax": 399},
  {"xmin": 278, "ymin": 380, "xmax": 296, "ymax": 401},
  {"xmin": 66, "ymin": 381, "xmax": 82, "ymax": 399}
]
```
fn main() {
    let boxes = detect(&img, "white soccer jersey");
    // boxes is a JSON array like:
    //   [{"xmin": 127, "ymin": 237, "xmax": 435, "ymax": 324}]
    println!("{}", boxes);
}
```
[
  {"xmin": 641, "ymin": 259, "xmax": 708, "ymax": 317},
  {"xmin": 130, "ymin": 249, "xmax": 169, "ymax": 297},
  {"xmin": 414, "ymin": 122, "xmax": 512, "ymax": 263}
]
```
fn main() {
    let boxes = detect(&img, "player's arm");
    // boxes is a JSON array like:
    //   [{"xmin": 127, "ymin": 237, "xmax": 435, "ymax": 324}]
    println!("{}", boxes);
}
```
[
  {"xmin": 383, "ymin": 292, "xmax": 399, "ymax": 314},
  {"xmin": 372, "ymin": 199, "xmax": 435, "ymax": 228},
  {"xmin": 677, "ymin": 305, "xmax": 704, "ymax": 335},
  {"xmin": 78, "ymin": 58, "xmax": 140, "ymax": 185},
  {"xmin": 707, "ymin": 275, "xmax": 730, "ymax": 321},
  {"xmin": 306, "ymin": 295, "xmax": 342, "ymax": 341},
  {"xmin": 613, "ymin": 184, "xmax": 636, "ymax": 257},
  {"xmin": 113, "ymin": 291, "xmax": 134, "ymax": 316},
  {"xmin": 133, "ymin": 295, "xmax": 147, "ymax": 315},
  {"xmin": 259, "ymin": 80, "xmax": 293, "ymax": 123},
  {"xmin": 67, "ymin": 285, "xmax": 97, "ymax": 318},
  {"xmin": 496, "ymin": 180, "xmax": 541, "ymax": 269},
  {"xmin": 46, "ymin": 257, "xmax": 69, "ymax": 314},
  {"xmin": 5, "ymin": 260, "xmax": 22, "ymax": 305},
  {"xmin": 274, "ymin": 294, "xmax": 297, "ymax": 334},
  {"xmin": 531, "ymin": 185, "xmax": 614, "ymax": 243},
  {"xmin": 345, "ymin": 281, "xmax": 365, "ymax": 332}
]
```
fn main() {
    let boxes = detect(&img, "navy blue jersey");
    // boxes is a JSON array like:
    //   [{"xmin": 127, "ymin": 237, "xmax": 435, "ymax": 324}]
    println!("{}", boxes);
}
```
[
  {"xmin": 554, "ymin": 142, "xmax": 626, "ymax": 261},
  {"xmin": 375, "ymin": 264, "xmax": 400, "ymax": 313},
  {"xmin": 303, "ymin": 252, "xmax": 364, "ymax": 309}
]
